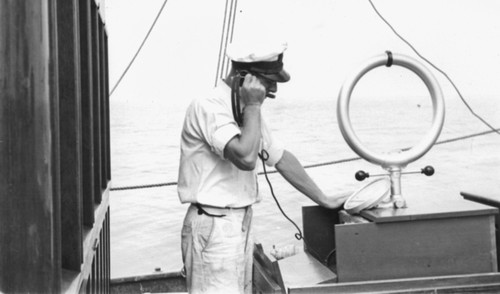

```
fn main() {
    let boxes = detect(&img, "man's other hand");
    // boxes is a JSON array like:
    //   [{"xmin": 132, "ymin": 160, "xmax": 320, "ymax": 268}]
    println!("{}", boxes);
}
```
[{"xmin": 323, "ymin": 191, "xmax": 353, "ymax": 209}]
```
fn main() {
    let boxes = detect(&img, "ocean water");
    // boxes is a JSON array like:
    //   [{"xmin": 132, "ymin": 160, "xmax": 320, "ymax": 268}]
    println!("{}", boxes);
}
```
[{"xmin": 109, "ymin": 92, "xmax": 500, "ymax": 278}]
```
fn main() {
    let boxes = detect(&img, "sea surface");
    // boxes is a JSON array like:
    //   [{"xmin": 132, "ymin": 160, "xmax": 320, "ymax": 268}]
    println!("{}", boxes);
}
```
[{"xmin": 109, "ymin": 92, "xmax": 500, "ymax": 278}]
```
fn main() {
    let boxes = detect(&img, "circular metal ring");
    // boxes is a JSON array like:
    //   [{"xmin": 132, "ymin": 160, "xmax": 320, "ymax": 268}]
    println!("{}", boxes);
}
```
[{"xmin": 337, "ymin": 53, "xmax": 445, "ymax": 168}]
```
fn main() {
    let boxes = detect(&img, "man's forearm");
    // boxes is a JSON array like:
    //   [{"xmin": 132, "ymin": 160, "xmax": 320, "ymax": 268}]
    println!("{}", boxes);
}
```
[
  {"xmin": 275, "ymin": 150, "xmax": 327, "ymax": 206},
  {"xmin": 239, "ymin": 104, "xmax": 262, "ymax": 158},
  {"xmin": 224, "ymin": 104, "xmax": 262, "ymax": 170}
]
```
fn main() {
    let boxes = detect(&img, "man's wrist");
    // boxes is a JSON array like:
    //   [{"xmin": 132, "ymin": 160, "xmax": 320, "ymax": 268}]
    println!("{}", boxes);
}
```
[{"xmin": 243, "ymin": 104, "xmax": 261, "ymax": 110}]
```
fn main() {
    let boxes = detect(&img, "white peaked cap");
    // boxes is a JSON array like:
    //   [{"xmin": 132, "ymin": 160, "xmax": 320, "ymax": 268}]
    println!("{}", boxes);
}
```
[{"xmin": 226, "ymin": 39, "xmax": 290, "ymax": 82}]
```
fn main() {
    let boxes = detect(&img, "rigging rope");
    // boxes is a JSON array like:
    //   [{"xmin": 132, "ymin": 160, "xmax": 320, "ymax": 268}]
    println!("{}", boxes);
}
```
[
  {"xmin": 214, "ymin": 0, "xmax": 231, "ymax": 87},
  {"xmin": 368, "ymin": 0, "xmax": 500, "ymax": 136},
  {"xmin": 223, "ymin": 0, "xmax": 239, "ymax": 79},
  {"xmin": 110, "ymin": 128, "xmax": 500, "ymax": 191},
  {"xmin": 214, "ymin": 0, "xmax": 238, "ymax": 86},
  {"xmin": 219, "ymin": 0, "xmax": 236, "ymax": 81},
  {"xmin": 109, "ymin": 0, "xmax": 169, "ymax": 97}
]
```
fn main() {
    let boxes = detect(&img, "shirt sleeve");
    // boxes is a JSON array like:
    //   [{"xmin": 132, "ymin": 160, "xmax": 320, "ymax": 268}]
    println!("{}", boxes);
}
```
[
  {"xmin": 212, "ymin": 123, "xmax": 240, "ymax": 158},
  {"xmin": 196, "ymin": 96, "xmax": 241, "ymax": 159},
  {"xmin": 261, "ymin": 119, "xmax": 284, "ymax": 167}
]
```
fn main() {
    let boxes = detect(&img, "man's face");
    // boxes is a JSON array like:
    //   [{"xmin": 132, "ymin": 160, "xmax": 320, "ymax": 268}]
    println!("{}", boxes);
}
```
[{"xmin": 256, "ymin": 74, "xmax": 278, "ymax": 98}]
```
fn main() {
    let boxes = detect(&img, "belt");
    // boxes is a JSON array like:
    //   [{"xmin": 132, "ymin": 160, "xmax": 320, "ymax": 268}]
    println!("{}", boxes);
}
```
[{"xmin": 195, "ymin": 203, "xmax": 249, "ymax": 218}]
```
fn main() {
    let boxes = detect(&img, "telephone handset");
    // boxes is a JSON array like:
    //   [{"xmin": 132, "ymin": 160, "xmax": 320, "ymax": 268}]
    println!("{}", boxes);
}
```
[{"xmin": 231, "ymin": 71, "xmax": 248, "ymax": 127}]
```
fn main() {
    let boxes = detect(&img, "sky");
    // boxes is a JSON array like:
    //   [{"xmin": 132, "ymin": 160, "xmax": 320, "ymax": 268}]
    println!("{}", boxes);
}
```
[{"xmin": 104, "ymin": 0, "xmax": 500, "ymax": 107}]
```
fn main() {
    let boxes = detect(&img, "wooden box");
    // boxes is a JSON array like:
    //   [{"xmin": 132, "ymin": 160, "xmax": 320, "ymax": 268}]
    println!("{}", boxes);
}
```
[{"xmin": 335, "ymin": 192, "xmax": 498, "ymax": 282}]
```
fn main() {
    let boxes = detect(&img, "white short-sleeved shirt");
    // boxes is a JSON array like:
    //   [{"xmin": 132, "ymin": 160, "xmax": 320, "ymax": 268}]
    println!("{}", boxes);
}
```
[{"xmin": 177, "ymin": 81, "xmax": 284, "ymax": 207}]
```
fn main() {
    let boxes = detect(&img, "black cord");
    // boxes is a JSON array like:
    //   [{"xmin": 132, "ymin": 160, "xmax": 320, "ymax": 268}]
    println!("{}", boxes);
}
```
[
  {"xmin": 231, "ymin": 76, "xmax": 243, "ymax": 126},
  {"xmin": 259, "ymin": 149, "xmax": 337, "ymax": 265},
  {"xmin": 325, "ymin": 248, "xmax": 336, "ymax": 266},
  {"xmin": 259, "ymin": 150, "xmax": 305, "ymax": 241}
]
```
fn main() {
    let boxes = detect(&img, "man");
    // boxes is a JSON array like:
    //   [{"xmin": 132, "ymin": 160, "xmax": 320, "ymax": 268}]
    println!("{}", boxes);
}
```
[{"xmin": 177, "ymin": 41, "xmax": 348, "ymax": 293}]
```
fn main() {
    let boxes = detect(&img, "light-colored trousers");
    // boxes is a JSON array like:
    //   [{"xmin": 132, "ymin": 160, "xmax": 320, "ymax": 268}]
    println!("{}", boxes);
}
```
[{"xmin": 181, "ymin": 204, "xmax": 253, "ymax": 294}]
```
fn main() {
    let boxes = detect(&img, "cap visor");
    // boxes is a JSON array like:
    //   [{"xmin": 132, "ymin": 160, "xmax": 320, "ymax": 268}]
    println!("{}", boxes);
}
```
[{"xmin": 260, "ymin": 69, "xmax": 290, "ymax": 83}]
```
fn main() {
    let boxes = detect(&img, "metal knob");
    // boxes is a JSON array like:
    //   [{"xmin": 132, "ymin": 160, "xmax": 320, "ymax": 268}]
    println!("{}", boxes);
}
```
[{"xmin": 355, "ymin": 165, "xmax": 435, "ymax": 181}]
